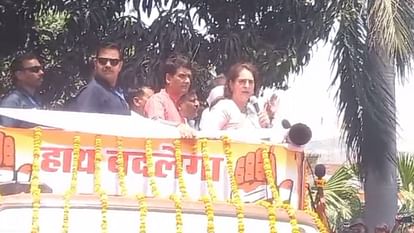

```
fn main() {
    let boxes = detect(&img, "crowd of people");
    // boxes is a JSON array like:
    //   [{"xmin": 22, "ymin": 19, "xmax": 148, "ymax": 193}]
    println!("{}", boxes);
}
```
[{"xmin": 0, "ymin": 41, "xmax": 279, "ymax": 137}]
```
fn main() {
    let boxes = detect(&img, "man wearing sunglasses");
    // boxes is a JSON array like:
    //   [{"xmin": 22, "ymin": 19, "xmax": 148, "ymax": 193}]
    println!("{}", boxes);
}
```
[
  {"xmin": 68, "ymin": 42, "xmax": 129, "ymax": 115},
  {"xmin": 0, "ymin": 52, "xmax": 44, "ymax": 127}
]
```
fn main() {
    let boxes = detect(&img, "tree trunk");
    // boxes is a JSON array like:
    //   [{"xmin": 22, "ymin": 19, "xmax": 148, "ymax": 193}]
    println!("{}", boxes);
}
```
[{"xmin": 362, "ymin": 47, "xmax": 398, "ymax": 231}]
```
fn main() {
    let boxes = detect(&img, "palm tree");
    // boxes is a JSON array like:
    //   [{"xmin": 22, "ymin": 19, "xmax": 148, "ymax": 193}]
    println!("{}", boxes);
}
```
[{"xmin": 329, "ymin": 0, "xmax": 414, "ymax": 229}]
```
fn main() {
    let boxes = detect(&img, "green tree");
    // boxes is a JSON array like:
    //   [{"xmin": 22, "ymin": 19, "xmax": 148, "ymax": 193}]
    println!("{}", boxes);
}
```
[{"xmin": 1, "ymin": 0, "xmax": 332, "ymax": 106}]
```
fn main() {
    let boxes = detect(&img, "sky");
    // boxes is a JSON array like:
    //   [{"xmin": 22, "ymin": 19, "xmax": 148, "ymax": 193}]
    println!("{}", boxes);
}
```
[{"xmin": 282, "ymin": 41, "xmax": 414, "ymax": 157}]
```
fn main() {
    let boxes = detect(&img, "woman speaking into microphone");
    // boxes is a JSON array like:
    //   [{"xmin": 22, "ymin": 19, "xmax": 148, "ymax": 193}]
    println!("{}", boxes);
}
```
[{"xmin": 199, "ymin": 62, "xmax": 271, "ymax": 131}]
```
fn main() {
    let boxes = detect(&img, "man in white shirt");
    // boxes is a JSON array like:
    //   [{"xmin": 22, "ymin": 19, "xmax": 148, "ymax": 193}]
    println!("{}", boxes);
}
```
[
  {"xmin": 177, "ymin": 89, "xmax": 200, "ymax": 129},
  {"xmin": 127, "ymin": 86, "xmax": 154, "ymax": 116}
]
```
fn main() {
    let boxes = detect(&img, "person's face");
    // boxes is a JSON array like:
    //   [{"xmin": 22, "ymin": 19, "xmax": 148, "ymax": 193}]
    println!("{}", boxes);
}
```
[
  {"xmin": 133, "ymin": 88, "xmax": 154, "ymax": 113},
  {"xmin": 178, "ymin": 93, "xmax": 199, "ymax": 120},
  {"xmin": 230, "ymin": 68, "xmax": 255, "ymax": 106},
  {"xmin": 15, "ymin": 59, "xmax": 44, "ymax": 89},
  {"xmin": 166, "ymin": 67, "xmax": 192, "ymax": 97},
  {"xmin": 94, "ymin": 48, "xmax": 123, "ymax": 87}
]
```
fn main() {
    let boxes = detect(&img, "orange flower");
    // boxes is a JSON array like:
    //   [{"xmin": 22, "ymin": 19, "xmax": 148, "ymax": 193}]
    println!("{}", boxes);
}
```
[
  {"xmin": 31, "ymin": 127, "xmax": 42, "ymax": 233},
  {"xmin": 174, "ymin": 139, "xmax": 188, "ymax": 198},
  {"xmin": 116, "ymin": 137, "xmax": 128, "ymax": 196}
]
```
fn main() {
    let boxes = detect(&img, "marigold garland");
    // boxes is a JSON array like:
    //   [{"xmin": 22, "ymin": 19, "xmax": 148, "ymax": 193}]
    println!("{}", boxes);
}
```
[
  {"xmin": 145, "ymin": 139, "xmax": 159, "ymax": 196},
  {"xmin": 94, "ymin": 136, "xmax": 103, "ymax": 193},
  {"xmin": 170, "ymin": 194, "xmax": 184, "ymax": 233},
  {"xmin": 137, "ymin": 194, "xmax": 147, "ymax": 233},
  {"xmin": 260, "ymin": 145, "xmax": 279, "ymax": 232},
  {"xmin": 94, "ymin": 136, "xmax": 108, "ymax": 233},
  {"xmin": 99, "ymin": 190, "xmax": 109, "ymax": 233},
  {"xmin": 222, "ymin": 136, "xmax": 245, "ymax": 233},
  {"xmin": 303, "ymin": 164, "xmax": 310, "ymax": 211},
  {"xmin": 62, "ymin": 192, "xmax": 71, "ymax": 233},
  {"xmin": 257, "ymin": 200, "xmax": 277, "ymax": 233},
  {"xmin": 262, "ymin": 145, "xmax": 300, "ymax": 233},
  {"xmin": 173, "ymin": 139, "xmax": 188, "ymax": 198},
  {"xmin": 62, "ymin": 136, "xmax": 81, "ymax": 233},
  {"xmin": 280, "ymin": 203, "xmax": 301, "ymax": 233},
  {"xmin": 201, "ymin": 195, "xmax": 215, "ymax": 233},
  {"xmin": 21, "ymin": 130, "xmax": 328, "ymax": 233},
  {"xmin": 70, "ymin": 136, "xmax": 81, "ymax": 194},
  {"xmin": 261, "ymin": 146, "xmax": 281, "ymax": 204},
  {"xmin": 116, "ymin": 137, "xmax": 128, "ymax": 196},
  {"xmin": 305, "ymin": 209, "xmax": 329, "ymax": 233},
  {"xmin": 200, "ymin": 138, "xmax": 217, "ymax": 201},
  {"xmin": 31, "ymin": 127, "xmax": 42, "ymax": 233}
]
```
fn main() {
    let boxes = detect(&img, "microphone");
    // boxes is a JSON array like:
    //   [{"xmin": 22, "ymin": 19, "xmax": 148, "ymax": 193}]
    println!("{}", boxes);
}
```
[
  {"xmin": 314, "ymin": 164, "xmax": 326, "ymax": 178},
  {"xmin": 249, "ymin": 96, "xmax": 260, "ymax": 113},
  {"xmin": 287, "ymin": 123, "xmax": 312, "ymax": 146},
  {"xmin": 281, "ymin": 119, "xmax": 291, "ymax": 129},
  {"xmin": 314, "ymin": 164, "xmax": 326, "ymax": 190}
]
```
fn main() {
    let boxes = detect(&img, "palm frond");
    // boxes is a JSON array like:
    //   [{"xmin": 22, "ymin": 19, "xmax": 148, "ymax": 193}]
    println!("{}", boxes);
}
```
[
  {"xmin": 322, "ymin": 166, "xmax": 362, "ymax": 230},
  {"xmin": 397, "ymin": 152, "xmax": 414, "ymax": 190},
  {"xmin": 399, "ymin": 184, "xmax": 414, "ymax": 212},
  {"xmin": 332, "ymin": 0, "xmax": 398, "ymax": 176},
  {"xmin": 397, "ymin": 153, "xmax": 414, "ymax": 213},
  {"xmin": 368, "ymin": 0, "xmax": 414, "ymax": 78},
  {"xmin": 331, "ymin": 0, "xmax": 367, "ymax": 173}
]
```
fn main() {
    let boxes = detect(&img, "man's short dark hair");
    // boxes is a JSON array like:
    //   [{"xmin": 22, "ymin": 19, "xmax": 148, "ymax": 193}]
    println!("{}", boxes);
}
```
[
  {"xmin": 126, "ymin": 86, "xmax": 152, "ymax": 105},
  {"xmin": 162, "ymin": 53, "xmax": 191, "ymax": 77},
  {"xmin": 177, "ymin": 89, "xmax": 197, "ymax": 106},
  {"xmin": 95, "ymin": 42, "xmax": 123, "ymax": 60},
  {"xmin": 10, "ymin": 52, "xmax": 40, "ymax": 76}
]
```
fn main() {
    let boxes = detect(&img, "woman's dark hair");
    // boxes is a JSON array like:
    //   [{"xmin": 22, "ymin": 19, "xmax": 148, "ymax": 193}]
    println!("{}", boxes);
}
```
[{"xmin": 223, "ymin": 62, "xmax": 260, "ymax": 98}]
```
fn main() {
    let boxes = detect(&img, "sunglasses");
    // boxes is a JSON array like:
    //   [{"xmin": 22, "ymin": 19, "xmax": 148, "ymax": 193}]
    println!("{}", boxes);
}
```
[
  {"xmin": 20, "ymin": 66, "xmax": 43, "ymax": 73},
  {"xmin": 97, "ymin": 57, "xmax": 121, "ymax": 66}
]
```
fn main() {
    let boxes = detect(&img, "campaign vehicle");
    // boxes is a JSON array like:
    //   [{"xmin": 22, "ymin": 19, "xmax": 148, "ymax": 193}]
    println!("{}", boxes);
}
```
[{"xmin": 0, "ymin": 108, "xmax": 328, "ymax": 233}]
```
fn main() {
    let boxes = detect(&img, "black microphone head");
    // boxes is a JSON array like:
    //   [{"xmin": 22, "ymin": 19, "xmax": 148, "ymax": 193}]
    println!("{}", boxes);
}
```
[
  {"xmin": 314, "ymin": 164, "xmax": 326, "ymax": 178},
  {"xmin": 281, "ymin": 119, "xmax": 291, "ymax": 129},
  {"xmin": 287, "ymin": 123, "xmax": 312, "ymax": 145}
]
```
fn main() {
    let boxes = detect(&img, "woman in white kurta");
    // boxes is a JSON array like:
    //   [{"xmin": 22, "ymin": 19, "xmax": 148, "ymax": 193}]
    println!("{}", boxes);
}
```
[{"xmin": 199, "ymin": 62, "xmax": 270, "ymax": 131}]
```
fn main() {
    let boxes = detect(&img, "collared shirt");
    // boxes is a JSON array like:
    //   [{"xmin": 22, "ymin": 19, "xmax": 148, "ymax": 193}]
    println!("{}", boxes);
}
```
[
  {"xmin": 144, "ymin": 89, "xmax": 183, "ymax": 124},
  {"xmin": 0, "ymin": 87, "xmax": 42, "ymax": 128},
  {"xmin": 68, "ymin": 78, "xmax": 130, "ymax": 115}
]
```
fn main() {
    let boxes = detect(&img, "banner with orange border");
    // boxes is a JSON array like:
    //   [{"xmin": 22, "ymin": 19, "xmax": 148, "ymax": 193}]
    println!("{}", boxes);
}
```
[{"xmin": 0, "ymin": 127, "xmax": 306, "ymax": 209}]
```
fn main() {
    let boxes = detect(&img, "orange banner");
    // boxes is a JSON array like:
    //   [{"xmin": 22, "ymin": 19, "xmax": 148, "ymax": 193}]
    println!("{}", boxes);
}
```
[{"xmin": 0, "ymin": 127, "xmax": 305, "ymax": 209}]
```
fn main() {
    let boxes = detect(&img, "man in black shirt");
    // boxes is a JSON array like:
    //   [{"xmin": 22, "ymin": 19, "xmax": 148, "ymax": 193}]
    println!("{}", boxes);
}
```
[
  {"xmin": 69, "ymin": 42, "xmax": 129, "ymax": 115},
  {"xmin": 0, "ymin": 52, "xmax": 44, "ymax": 127}
]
